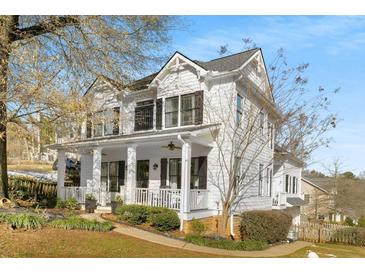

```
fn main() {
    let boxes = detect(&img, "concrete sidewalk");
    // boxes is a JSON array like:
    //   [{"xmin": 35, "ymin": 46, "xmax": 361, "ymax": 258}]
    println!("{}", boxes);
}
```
[{"xmin": 81, "ymin": 213, "xmax": 311, "ymax": 257}]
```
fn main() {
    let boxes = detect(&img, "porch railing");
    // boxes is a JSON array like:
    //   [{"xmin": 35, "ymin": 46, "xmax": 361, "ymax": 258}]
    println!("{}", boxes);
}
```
[
  {"xmin": 133, "ymin": 188, "xmax": 181, "ymax": 210},
  {"xmin": 64, "ymin": 186, "xmax": 87, "ymax": 203},
  {"xmin": 190, "ymin": 189, "xmax": 209, "ymax": 210},
  {"xmin": 272, "ymin": 192, "xmax": 287, "ymax": 207},
  {"xmin": 133, "ymin": 188, "xmax": 209, "ymax": 211}
]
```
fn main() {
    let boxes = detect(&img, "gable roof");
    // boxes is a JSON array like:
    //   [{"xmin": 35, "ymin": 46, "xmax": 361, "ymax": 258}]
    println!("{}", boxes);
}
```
[
  {"xmin": 302, "ymin": 177, "xmax": 331, "ymax": 194},
  {"xmin": 85, "ymin": 48, "xmax": 264, "ymax": 94},
  {"xmin": 195, "ymin": 48, "xmax": 259, "ymax": 72}
]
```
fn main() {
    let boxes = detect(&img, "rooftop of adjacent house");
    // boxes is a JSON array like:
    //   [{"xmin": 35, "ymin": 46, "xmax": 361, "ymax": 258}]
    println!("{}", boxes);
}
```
[
  {"xmin": 91, "ymin": 48, "xmax": 261, "ymax": 92},
  {"xmin": 302, "ymin": 176, "xmax": 336, "ymax": 193}
]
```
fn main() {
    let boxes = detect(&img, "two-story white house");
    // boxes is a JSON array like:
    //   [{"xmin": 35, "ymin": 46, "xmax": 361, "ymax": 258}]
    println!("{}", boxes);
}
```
[{"xmin": 50, "ymin": 48, "xmax": 305, "ymax": 230}]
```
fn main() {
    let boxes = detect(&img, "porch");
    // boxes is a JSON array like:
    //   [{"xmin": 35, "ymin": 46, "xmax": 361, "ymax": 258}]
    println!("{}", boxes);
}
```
[{"xmin": 54, "ymin": 128, "xmax": 217, "ymax": 219}]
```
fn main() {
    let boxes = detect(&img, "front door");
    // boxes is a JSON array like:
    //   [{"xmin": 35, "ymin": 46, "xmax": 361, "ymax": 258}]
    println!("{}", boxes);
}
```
[{"xmin": 136, "ymin": 160, "xmax": 149, "ymax": 188}]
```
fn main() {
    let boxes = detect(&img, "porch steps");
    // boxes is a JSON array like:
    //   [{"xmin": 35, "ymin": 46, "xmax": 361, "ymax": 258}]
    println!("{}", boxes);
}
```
[{"xmin": 94, "ymin": 206, "xmax": 112, "ymax": 214}]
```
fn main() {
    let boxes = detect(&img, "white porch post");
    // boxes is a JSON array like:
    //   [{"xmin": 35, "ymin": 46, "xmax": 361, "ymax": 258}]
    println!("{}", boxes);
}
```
[
  {"xmin": 91, "ymin": 147, "xmax": 103, "ymax": 205},
  {"xmin": 56, "ymin": 150, "xmax": 66, "ymax": 200},
  {"xmin": 126, "ymin": 145, "xmax": 137, "ymax": 204},
  {"xmin": 180, "ymin": 141, "xmax": 191, "ymax": 229}
]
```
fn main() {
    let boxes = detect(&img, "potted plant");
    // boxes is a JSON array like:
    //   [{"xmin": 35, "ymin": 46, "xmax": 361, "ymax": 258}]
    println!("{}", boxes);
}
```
[
  {"xmin": 85, "ymin": 193, "xmax": 97, "ymax": 213},
  {"xmin": 111, "ymin": 194, "xmax": 124, "ymax": 214}
]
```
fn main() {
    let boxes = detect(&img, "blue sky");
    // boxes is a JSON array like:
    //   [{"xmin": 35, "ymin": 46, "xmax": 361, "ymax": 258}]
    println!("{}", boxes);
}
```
[{"xmin": 168, "ymin": 16, "xmax": 365, "ymax": 174}]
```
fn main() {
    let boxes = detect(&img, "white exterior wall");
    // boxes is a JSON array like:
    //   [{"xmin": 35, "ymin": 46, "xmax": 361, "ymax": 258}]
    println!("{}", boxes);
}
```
[
  {"xmin": 80, "ymin": 153, "xmax": 93, "ymax": 187},
  {"xmin": 69, "ymin": 53, "xmax": 280, "ymax": 216}
]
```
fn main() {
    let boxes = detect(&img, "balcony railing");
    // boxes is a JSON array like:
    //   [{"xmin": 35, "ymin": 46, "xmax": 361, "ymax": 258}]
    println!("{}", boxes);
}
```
[
  {"xmin": 272, "ymin": 192, "xmax": 287, "ymax": 208},
  {"xmin": 190, "ymin": 189, "xmax": 209, "ymax": 210}
]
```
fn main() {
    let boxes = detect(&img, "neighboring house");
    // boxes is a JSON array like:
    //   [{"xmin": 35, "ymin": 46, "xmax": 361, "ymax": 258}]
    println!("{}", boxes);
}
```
[
  {"xmin": 272, "ymin": 146, "xmax": 305, "ymax": 225},
  {"xmin": 301, "ymin": 177, "xmax": 345, "ymax": 223},
  {"xmin": 50, "ymin": 48, "xmax": 303, "ymax": 229}
]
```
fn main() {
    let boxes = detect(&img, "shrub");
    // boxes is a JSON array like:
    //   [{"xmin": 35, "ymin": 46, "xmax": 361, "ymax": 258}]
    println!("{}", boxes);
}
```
[
  {"xmin": 115, "ymin": 205, "xmax": 150, "ymax": 225},
  {"xmin": 55, "ymin": 198, "xmax": 80, "ymax": 210},
  {"xmin": 344, "ymin": 217, "xmax": 354, "ymax": 226},
  {"xmin": 85, "ymin": 193, "xmax": 97, "ymax": 201},
  {"xmin": 331, "ymin": 227, "xmax": 365, "ymax": 246},
  {"xmin": 150, "ymin": 210, "xmax": 180, "ymax": 231},
  {"xmin": 190, "ymin": 218, "xmax": 206, "ymax": 236},
  {"xmin": 239, "ymin": 210, "xmax": 292, "ymax": 243},
  {"xmin": 184, "ymin": 235, "xmax": 268, "ymax": 251},
  {"xmin": 50, "ymin": 216, "xmax": 113, "ymax": 232},
  {"xmin": 0, "ymin": 213, "xmax": 46, "ymax": 229},
  {"xmin": 357, "ymin": 216, "xmax": 365, "ymax": 228}
]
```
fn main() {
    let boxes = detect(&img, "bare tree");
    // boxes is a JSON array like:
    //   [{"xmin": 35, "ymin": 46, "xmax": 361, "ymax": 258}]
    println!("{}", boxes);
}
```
[
  {"xmin": 0, "ymin": 15, "xmax": 176, "ymax": 197},
  {"xmin": 209, "ymin": 41, "xmax": 339, "ymax": 234}
]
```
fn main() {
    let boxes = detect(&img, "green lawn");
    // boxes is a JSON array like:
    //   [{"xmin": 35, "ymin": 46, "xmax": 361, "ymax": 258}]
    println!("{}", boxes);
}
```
[
  {"xmin": 0, "ymin": 224, "xmax": 226, "ymax": 258},
  {"xmin": 282, "ymin": 243, "xmax": 365, "ymax": 258}
]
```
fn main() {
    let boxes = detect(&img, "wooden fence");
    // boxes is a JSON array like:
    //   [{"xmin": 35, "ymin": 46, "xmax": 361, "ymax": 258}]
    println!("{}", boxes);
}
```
[
  {"xmin": 8, "ymin": 176, "xmax": 57, "ymax": 198},
  {"xmin": 292, "ymin": 222, "xmax": 360, "ymax": 244}
]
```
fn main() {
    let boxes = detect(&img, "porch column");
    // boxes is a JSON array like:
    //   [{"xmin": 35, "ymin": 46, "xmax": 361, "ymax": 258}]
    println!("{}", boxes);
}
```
[
  {"xmin": 180, "ymin": 141, "xmax": 192, "ymax": 217},
  {"xmin": 56, "ymin": 150, "xmax": 66, "ymax": 200},
  {"xmin": 91, "ymin": 147, "xmax": 103, "ymax": 205},
  {"xmin": 125, "ymin": 145, "xmax": 137, "ymax": 204}
]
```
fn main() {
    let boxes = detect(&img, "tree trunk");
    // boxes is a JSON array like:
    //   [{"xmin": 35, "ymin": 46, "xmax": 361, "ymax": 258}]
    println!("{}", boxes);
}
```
[
  {"xmin": 0, "ymin": 16, "xmax": 12, "ymax": 198},
  {"xmin": 218, "ymin": 203, "xmax": 230, "ymax": 237}
]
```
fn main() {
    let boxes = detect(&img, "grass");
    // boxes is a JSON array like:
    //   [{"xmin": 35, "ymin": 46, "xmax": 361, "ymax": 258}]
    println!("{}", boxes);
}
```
[
  {"xmin": 283, "ymin": 243, "xmax": 365, "ymax": 258},
  {"xmin": 8, "ymin": 163, "xmax": 53, "ymax": 173},
  {"xmin": 50, "ymin": 216, "xmax": 113, "ymax": 232},
  {"xmin": 0, "ymin": 224, "xmax": 226, "ymax": 258}
]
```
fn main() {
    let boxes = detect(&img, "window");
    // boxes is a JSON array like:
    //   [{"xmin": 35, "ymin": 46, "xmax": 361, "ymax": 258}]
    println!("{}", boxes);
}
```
[
  {"xmin": 268, "ymin": 122, "xmax": 273, "ymax": 148},
  {"xmin": 259, "ymin": 111, "xmax": 265, "ymax": 134},
  {"xmin": 285, "ymin": 174, "xmax": 291, "ymax": 193},
  {"xmin": 104, "ymin": 109, "xmax": 114, "ymax": 135},
  {"xmin": 135, "ymin": 100, "xmax": 154, "ymax": 131},
  {"xmin": 258, "ymin": 164, "xmax": 264, "ymax": 196},
  {"xmin": 181, "ymin": 94, "xmax": 195, "ymax": 126},
  {"xmin": 292, "ymin": 176, "xmax": 298, "ymax": 194},
  {"xmin": 191, "ymin": 158, "xmax": 200, "ymax": 189},
  {"xmin": 165, "ymin": 97, "xmax": 179, "ymax": 128},
  {"xmin": 100, "ymin": 161, "xmax": 125, "ymax": 192},
  {"xmin": 136, "ymin": 160, "xmax": 149, "ymax": 188},
  {"xmin": 266, "ymin": 168, "xmax": 272, "ymax": 197},
  {"xmin": 169, "ymin": 158, "xmax": 181, "ymax": 189},
  {"xmin": 236, "ymin": 94, "xmax": 243, "ymax": 126},
  {"xmin": 93, "ymin": 112, "xmax": 103, "ymax": 137}
]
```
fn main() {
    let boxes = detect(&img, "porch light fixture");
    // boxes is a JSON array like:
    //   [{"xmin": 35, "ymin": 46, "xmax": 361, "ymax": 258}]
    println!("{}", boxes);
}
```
[{"xmin": 153, "ymin": 163, "xmax": 158, "ymax": 170}]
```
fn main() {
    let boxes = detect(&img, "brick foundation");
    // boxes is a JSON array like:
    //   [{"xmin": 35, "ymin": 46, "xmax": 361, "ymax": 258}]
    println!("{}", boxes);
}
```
[{"xmin": 183, "ymin": 215, "xmax": 241, "ymax": 239}]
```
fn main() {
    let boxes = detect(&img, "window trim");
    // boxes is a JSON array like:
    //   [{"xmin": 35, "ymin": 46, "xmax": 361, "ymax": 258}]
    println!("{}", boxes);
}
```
[{"xmin": 258, "ymin": 163, "xmax": 264, "ymax": 196}]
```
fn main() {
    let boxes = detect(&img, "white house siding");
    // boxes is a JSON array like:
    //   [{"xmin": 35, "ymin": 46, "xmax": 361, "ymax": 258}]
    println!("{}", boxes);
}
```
[
  {"xmin": 273, "ymin": 159, "xmax": 302, "ymax": 194},
  {"xmin": 80, "ymin": 153, "xmax": 93, "ymax": 187}
]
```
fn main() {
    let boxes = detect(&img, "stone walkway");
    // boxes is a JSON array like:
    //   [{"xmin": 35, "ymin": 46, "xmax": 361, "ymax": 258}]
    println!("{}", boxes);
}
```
[{"xmin": 81, "ymin": 213, "xmax": 311, "ymax": 257}]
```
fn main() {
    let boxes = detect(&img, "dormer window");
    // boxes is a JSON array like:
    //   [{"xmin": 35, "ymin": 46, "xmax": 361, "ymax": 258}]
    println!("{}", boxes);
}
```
[{"xmin": 86, "ymin": 107, "xmax": 120, "ymax": 138}]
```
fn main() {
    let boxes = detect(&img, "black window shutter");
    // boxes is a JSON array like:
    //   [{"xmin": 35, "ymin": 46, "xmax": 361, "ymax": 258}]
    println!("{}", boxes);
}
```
[
  {"xmin": 198, "ymin": 156, "xmax": 207, "ymax": 189},
  {"xmin": 195, "ymin": 90, "xmax": 204, "ymax": 125},
  {"xmin": 113, "ymin": 107, "xmax": 120, "ymax": 135},
  {"xmin": 160, "ymin": 158, "xmax": 167, "ymax": 188},
  {"xmin": 86, "ymin": 114, "xmax": 92, "ymax": 138},
  {"xmin": 118, "ymin": 161, "xmax": 125, "ymax": 190},
  {"xmin": 156, "ymin": 98, "xmax": 163, "ymax": 130}
]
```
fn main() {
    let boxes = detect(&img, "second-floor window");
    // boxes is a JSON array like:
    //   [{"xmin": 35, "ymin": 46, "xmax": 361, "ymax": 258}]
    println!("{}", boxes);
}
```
[
  {"xmin": 87, "ymin": 107, "xmax": 120, "ymax": 138},
  {"xmin": 285, "ymin": 174, "xmax": 291, "ymax": 193},
  {"xmin": 236, "ymin": 94, "xmax": 243, "ymax": 126},
  {"xmin": 268, "ymin": 122, "xmax": 273, "ymax": 148},
  {"xmin": 292, "ymin": 176, "xmax": 298, "ymax": 194},
  {"xmin": 135, "ymin": 100, "xmax": 154, "ymax": 131},
  {"xmin": 259, "ymin": 111, "xmax": 265, "ymax": 134},
  {"xmin": 165, "ymin": 96, "xmax": 179, "ymax": 128}
]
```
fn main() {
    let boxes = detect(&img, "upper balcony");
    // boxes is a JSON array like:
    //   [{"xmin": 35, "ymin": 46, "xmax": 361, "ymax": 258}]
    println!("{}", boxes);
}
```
[{"xmin": 272, "ymin": 192, "xmax": 305, "ymax": 210}]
